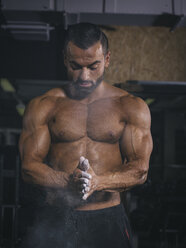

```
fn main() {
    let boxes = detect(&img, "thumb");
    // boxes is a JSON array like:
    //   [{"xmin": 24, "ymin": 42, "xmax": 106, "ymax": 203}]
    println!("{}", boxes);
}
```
[
  {"xmin": 78, "ymin": 157, "xmax": 90, "ymax": 171},
  {"xmin": 82, "ymin": 191, "xmax": 91, "ymax": 200}
]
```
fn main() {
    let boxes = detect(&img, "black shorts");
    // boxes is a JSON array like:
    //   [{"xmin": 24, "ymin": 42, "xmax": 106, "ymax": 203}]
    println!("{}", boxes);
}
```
[{"xmin": 22, "ymin": 204, "xmax": 133, "ymax": 248}]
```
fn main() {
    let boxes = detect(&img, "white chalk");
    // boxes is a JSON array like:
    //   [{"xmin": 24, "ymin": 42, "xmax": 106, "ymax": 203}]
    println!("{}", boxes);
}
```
[
  {"xmin": 85, "ymin": 186, "xmax": 90, "ymax": 192},
  {"xmin": 83, "ymin": 159, "xmax": 88, "ymax": 166},
  {"xmin": 79, "ymin": 158, "xmax": 90, "ymax": 171},
  {"xmin": 81, "ymin": 171, "xmax": 92, "ymax": 179},
  {"xmin": 80, "ymin": 156, "xmax": 85, "ymax": 164},
  {"xmin": 79, "ymin": 156, "xmax": 91, "ymax": 200},
  {"xmin": 80, "ymin": 178, "xmax": 89, "ymax": 185},
  {"xmin": 82, "ymin": 193, "xmax": 88, "ymax": 200}
]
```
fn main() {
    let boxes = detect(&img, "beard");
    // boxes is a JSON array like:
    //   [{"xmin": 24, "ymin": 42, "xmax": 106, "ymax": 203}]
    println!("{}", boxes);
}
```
[
  {"xmin": 64, "ymin": 74, "xmax": 104, "ymax": 99},
  {"xmin": 75, "ymin": 74, "xmax": 103, "ymax": 93}
]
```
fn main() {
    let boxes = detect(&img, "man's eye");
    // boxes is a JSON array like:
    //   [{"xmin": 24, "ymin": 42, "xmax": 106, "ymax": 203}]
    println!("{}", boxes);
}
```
[
  {"xmin": 71, "ymin": 66, "xmax": 81, "ymax": 70},
  {"xmin": 89, "ymin": 67, "xmax": 97, "ymax": 71}
]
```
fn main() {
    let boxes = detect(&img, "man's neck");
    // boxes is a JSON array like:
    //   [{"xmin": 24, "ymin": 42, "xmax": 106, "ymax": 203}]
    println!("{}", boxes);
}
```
[
  {"xmin": 63, "ymin": 80, "xmax": 106, "ymax": 104},
  {"xmin": 79, "ymin": 81, "xmax": 106, "ymax": 104}
]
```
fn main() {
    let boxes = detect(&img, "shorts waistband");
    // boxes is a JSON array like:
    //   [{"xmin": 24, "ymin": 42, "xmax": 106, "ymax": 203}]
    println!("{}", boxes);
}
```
[{"xmin": 72, "ymin": 203, "xmax": 125, "ymax": 217}]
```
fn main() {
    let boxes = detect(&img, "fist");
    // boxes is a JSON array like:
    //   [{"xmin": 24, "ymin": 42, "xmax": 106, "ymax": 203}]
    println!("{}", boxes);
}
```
[
  {"xmin": 78, "ymin": 156, "xmax": 92, "ymax": 197},
  {"xmin": 71, "ymin": 156, "xmax": 92, "ymax": 197}
]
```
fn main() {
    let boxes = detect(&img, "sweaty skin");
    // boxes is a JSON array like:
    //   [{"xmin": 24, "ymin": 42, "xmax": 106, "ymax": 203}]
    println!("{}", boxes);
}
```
[{"xmin": 19, "ymin": 41, "xmax": 153, "ymax": 211}]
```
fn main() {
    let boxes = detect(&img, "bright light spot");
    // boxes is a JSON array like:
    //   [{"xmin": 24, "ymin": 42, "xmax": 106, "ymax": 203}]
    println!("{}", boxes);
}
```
[
  {"xmin": 16, "ymin": 103, "xmax": 25, "ymax": 116},
  {"xmin": 0, "ymin": 78, "xmax": 15, "ymax": 92},
  {"xmin": 145, "ymin": 98, "xmax": 155, "ymax": 105}
]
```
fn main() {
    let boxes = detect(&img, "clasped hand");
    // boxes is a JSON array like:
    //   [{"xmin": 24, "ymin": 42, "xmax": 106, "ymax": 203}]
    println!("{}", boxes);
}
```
[{"xmin": 72, "ymin": 156, "xmax": 98, "ymax": 200}]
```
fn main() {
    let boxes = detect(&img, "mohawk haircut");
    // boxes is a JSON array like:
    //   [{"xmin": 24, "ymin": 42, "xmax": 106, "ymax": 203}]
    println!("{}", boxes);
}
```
[{"xmin": 63, "ymin": 23, "xmax": 109, "ymax": 56}]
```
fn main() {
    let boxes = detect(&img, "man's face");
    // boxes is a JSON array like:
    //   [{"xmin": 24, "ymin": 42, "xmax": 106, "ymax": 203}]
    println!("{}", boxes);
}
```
[{"xmin": 64, "ymin": 41, "xmax": 110, "ymax": 97}]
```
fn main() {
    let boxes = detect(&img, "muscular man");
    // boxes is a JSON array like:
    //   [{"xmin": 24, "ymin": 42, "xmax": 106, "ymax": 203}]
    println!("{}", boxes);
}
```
[{"xmin": 19, "ymin": 23, "xmax": 153, "ymax": 248}]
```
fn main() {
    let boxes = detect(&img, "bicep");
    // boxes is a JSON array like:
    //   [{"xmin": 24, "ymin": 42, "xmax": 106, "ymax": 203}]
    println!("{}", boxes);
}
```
[
  {"xmin": 19, "ymin": 98, "xmax": 51, "ymax": 164},
  {"xmin": 120, "ymin": 97, "xmax": 153, "ymax": 166},
  {"xmin": 120, "ymin": 124, "xmax": 152, "ymax": 164},
  {"xmin": 19, "ymin": 125, "xmax": 51, "ymax": 164}
]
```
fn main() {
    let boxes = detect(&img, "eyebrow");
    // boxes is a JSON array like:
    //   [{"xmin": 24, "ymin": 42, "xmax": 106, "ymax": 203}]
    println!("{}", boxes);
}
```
[{"xmin": 69, "ymin": 60, "xmax": 101, "ymax": 67}]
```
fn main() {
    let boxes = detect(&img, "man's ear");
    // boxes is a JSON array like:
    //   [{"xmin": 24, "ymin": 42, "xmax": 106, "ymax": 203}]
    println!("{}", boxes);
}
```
[{"xmin": 104, "ymin": 51, "xmax": 111, "ymax": 68}]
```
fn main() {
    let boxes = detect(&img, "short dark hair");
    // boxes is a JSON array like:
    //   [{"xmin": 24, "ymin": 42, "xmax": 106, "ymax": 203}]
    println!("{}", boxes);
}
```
[{"xmin": 63, "ymin": 23, "xmax": 109, "ymax": 56}]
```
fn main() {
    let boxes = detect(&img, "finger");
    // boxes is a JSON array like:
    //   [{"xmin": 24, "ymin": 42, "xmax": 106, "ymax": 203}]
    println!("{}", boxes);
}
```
[
  {"xmin": 73, "ymin": 176, "xmax": 91, "ymax": 187},
  {"xmin": 79, "ymin": 178, "xmax": 90, "ymax": 185},
  {"xmin": 82, "ymin": 186, "xmax": 90, "ymax": 193},
  {"xmin": 83, "ymin": 159, "xmax": 90, "ymax": 171},
  {"xmin": 82, "ymin": 193, "xmax": 89, "ymax": 200},
  {"xmin": 79, "ymin": 159, "xmax": 90, "ymax": 171},
  {"xmin": 81, "ymin": 171, "xmax": 92, "ymax": 179},
  {"xmin": 78, "ymin": 156, "xmax": 86, "ymax": 171},
  {"xmin": 82, "ymin": 189, "xmax": 85, "ymax": 194},
  {"xmin": 74, "ymin": 171, "xmax": 91, "ymax": 179},
  {"xmin": 84, "ymin": 186, "xmax": 90, "ymax": 193},
  {"xmin": 81, "ymin": 183, "xmax": 87, "ymax": 189},
  {"xmin": 79, "ymin": 156, "xmax": 85, "ymax": 165}
]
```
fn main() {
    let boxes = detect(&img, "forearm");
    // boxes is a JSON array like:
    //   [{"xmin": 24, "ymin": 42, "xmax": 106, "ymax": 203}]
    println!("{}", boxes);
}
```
[
  {"xmin": 97, "ymin": 161, "xmax": 148, "ymax": 192},
  {"xmin": 22, "ymin": 161, "xmax": 70, "ymax": 189}
]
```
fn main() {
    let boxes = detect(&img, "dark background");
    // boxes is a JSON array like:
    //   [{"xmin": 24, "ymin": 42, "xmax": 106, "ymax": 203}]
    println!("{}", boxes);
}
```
[{"xmin": 1, "ymin": 1, "xmax": 186, "ymax": 247}]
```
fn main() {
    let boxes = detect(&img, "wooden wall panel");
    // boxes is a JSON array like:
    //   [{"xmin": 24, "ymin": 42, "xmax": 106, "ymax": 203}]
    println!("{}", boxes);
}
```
[{"xmin": 103, "ymin": 26, "xmax": 186, "ymax": 84}]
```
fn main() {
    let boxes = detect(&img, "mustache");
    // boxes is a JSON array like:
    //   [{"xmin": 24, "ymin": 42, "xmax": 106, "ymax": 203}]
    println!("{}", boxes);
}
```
[{"xmin": 75, "ymin": 79, "xmax": 94, "ymax": 85}]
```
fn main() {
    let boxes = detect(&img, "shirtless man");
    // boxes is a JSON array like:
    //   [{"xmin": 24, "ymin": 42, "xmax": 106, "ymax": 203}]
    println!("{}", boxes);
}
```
[{"xmin": 19, "ymin": 23, "xmax": 153, "ymax": 248}]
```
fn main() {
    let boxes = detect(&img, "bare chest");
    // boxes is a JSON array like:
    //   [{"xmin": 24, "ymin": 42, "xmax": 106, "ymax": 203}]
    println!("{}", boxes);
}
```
[{"xmin": 49, "ymin": 98, "xmax": 125, "ymax": 143}]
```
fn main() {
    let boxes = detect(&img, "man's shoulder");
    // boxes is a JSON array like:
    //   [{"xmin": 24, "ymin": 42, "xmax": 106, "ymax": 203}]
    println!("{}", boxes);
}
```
[
  {"xmin": 43, "ymin": 87, "xmax": 66, "ymax": 98},
  {"xmin": 103, "ymin": 82, "xmax": 129, "ymax": 99},
  {"xmin": 104, "ymin": 83, "xmax": 140, "ymax": 103},
  {"xmin": 120, "ymin": 92, "xmax": 145, "ymax": 107},
  {"xmin": 28, "ymin": 88, "xmax": 65, "ymax": 109},
  {"xmin": 102, "ymin": 83, "xmax": 148, "ymax": 111},
  {"xmin": 119, "ymin": 92, "xmax": 151, "ymax": 126},
  {"xmin": 24, "ymin": 88, "xmax": 66, "ymax": 124}
]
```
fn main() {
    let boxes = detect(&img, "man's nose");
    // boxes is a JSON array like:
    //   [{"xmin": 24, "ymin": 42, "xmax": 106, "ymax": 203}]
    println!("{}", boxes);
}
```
[{"xmin": 79, "ymin": 68, "xmax": 89, "ymax": 81}]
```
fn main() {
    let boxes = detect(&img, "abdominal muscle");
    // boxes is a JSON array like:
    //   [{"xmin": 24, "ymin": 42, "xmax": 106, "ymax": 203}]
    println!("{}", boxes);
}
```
[
  {"xmin": 46, "ymin": 187, "xmax": 121, "ymax": 211},
  {"xmin": 75, "ymin": 192, "xmax": 121, "ymax": 211},
  {"xmin": 46, "ymin": 139, "xmax": 123, "ymax": 210}
]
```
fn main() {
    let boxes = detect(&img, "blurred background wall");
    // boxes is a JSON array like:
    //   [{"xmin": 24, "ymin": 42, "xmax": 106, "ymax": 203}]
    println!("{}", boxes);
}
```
[
  {"xmin": 1, "ymin": 1, "xmax": 186, "ymax": 247},
  {"xmin": 104, "ymin": 26, "xmax": 186, "ymax": 83}
]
